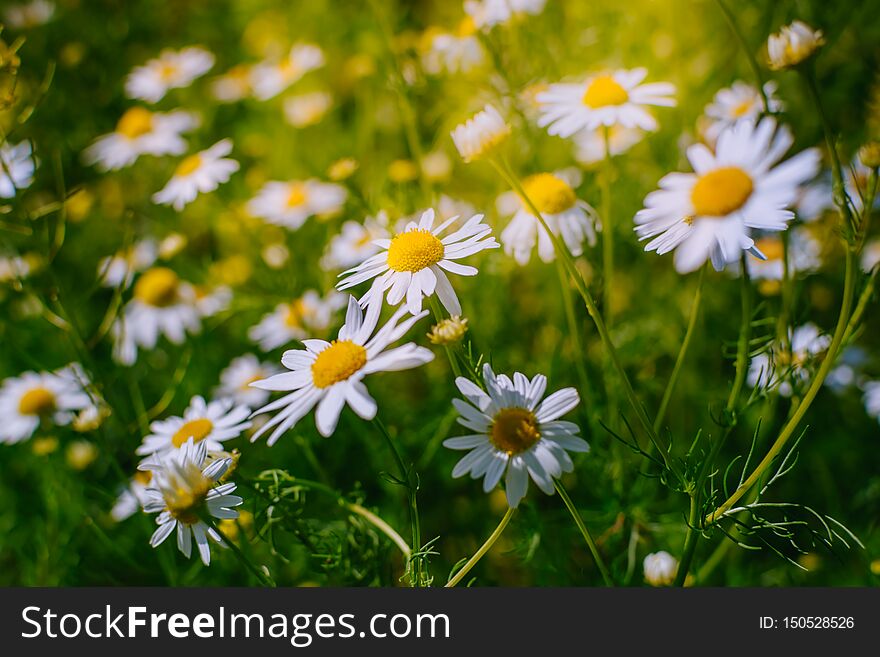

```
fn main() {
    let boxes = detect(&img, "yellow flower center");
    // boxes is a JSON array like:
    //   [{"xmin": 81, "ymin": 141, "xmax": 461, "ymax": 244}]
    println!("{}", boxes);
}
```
[
  {"xmin": 171, "ymin": 418, "xmax": 214, "ymax": 449},
  {"xmin": 490, "ymin": 407, "xmax": 541, "ymax": 454},
  {"xmin": 159, "ymin": 62, "xmax": 179, "ymax": 81},
  {"xmin": 116, "ymin": 107, "xmax": 153, "ymax": 139},
  {"xmin": 286, "ymin": 183, "xmax": 308, "ymax": 208},
  {"xmin": 133, "ymin": 267, "xmax": 180, "ymax": 307},
  {"xmin": 690, "ymin": 166, "xmax": 754, "ymax": 216},
  {"xmin": 386, "ymin": 229, "xmax": 445, "ymax": 272},
  {"xmin": 163, "ymin": 467, "xmax": 212, "ymax": 525},
  {"xmin": 175, "ymin": 154, "xmax": 202, "ymax": 177},
  {"xmin": 285, "ymin": 299, "xmax": 315, "ymax": 328},
  {"xmin": 582, "ymin": 75, "xmax": 629, "ymax": 108},
  {"xmin": 732, "ymin": 99, "xmax": 754, "ymax": 117},
  {"xmin": 134, "ymin": 469, "xmax": 152, "ymax": 485},
  {"xmin": 18, "ymin": 387, "xmax": 56, "ymax": 416},
  {"xmin": 311, "ymin": 340, "xmax": 367, "ymax": 388},
  {"xmin": 754, "ymin": 236, "xmax": 784, "ymax": 261},
  {"xmin": 520, "ymin": 173, "xmax": 577, "ymax": 215},
  {"xmin": 456, "ymin": 16, "xmax": 477, "ymax": 37}
]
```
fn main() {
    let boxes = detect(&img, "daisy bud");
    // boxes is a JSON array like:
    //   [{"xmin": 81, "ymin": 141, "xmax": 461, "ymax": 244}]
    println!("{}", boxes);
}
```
[
  {"xmin": 427, "ymin": 315, "xmax": 469, "ymax": 344},
  {"xmin": 327, "ymin": 157, "xmax": 358, "ymax": 181},
  {"xmin": 451, "ymin": 104, "xmax": 511, "ymax": 163},
  {"xmin": 66, "ymin": 440, "xmax": 98, "ymax": 471},
  {"xmin": 643, "ymin": 551, "xmax": 678, "ymax": 586},
  {"xmin": 767, "ymin": 21, "xmax": 825, "ymax": 70},
  {"xmin": 858, "ymin": 141, "xmax": 880, "ymax": 169}
]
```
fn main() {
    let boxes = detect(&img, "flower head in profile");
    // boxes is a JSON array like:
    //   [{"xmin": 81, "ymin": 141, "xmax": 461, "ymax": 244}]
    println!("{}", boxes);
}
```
[
  {"xmin": 741, "ymin": 228, "xmax": 821, "ymax": 285},
  {"xmin": 635, "ymin": 117, "xmax": 820, "ymax": 273},
  {"xmin": 125, "ymin": 46, "xmax": 214, "ymax": 103},
  {"xmin": 643, "ymin": 551, "xmax": 678, "ymax": 586},
  {"xmin": 702, "ymin": 81, "xmax": 782, "ymax": 144},
  {"xmin": 215, "ymin": 355, "xmax": 279, "ymax": 408},
  {"xmin": 747, "ymin": 323, "xmax": 831, "ymax": 397},
  {"xmin": 97, "ymin": 238, "xmax": 158, "ymax": 289},
  {"xmin": 83, "ymin": 108, "xmax": 198, "ymax": 171},
  {"xmin": 248, "ymin": 290, "xmax": 346, "ymax": 351},
  {"xmin": 337, "ymin": 208, "xmax": 499, "ymax": 316},
  {"xmin": 767, "ymin": 21, "xmax": 824, "ymax": 70},
  {"xmin": 250, "ymin": 296, "xmax": 434, "ymax": 442},
  {"xmin": 210, "ymin": 64, "xmax": 252, "ymax": 103},
  {"xmin": 420, "ymin": 18, "xmax": 484, "ymax": 75},
  {"xmin": 537, "ymin": 68, "xmax": 675, "ymax": 138},
  {"xmin": 427, "ymin": 315, "xmax": 469, "ymax": 345},
  {"xmin": 284, "ymin": 92, "xmax": 333, "ymax": 128},
  {"xmin": 251, "ymin": 44, "xmax": 324, "ymax": 100},
  {"xmin": 0, "ymin": 141, "xmax": 36, "ymax": 197},
  {"xmin": 443, "ymin": 364, "xmax": 588, "ymax": 508},
  {"xmin": 136, "ymin": 395, "xmax": 252, "ymax": 460},
  {"xmin": 247, "ymin": 179, "xmax": 347, "ymax": 230},
  {"xmin": 451, "ymin": 104, "xmax": 511, "ymax": 163},
  {"xmin": 497, "ymin": 170, "xmax": 597, "ymax": 265},
  {"xmin": 153, "ymin": 140, "xmax": 239, "ymax": 211},
  {"xmin": 140, "ymin": 439, "xmax": 241, "ymax": 565},
  {"xmin": 0, "ymin": 365, "xmax": 92, "ymax": 444}
]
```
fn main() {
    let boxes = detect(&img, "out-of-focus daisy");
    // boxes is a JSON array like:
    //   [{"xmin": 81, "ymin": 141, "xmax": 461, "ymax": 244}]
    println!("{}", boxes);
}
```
[
  {"xmin": 250, "ymin": 296, "xmax": 434, "ymax": 442},
  {"xmin": 110, "ymin": 470, "xmax": 152, "ymax": 522},
  {"xmin": 215, "ymin": 355, "xmax": 279, "ymax": 408},
  {"xmin": 464, "ymin": 0, "xmax": 546, "ymax": 30},
  {"xmin": 420, "ymin": 19, "xmax": 484, "ymax": 75},
  {"xmin": 97, "ymin": 238, "xmax": 158, "ymax": 288},
  {"xmin": 422, "ymin": 150, "xmax": 453, "ymax": 182},
  {"xmin": 321, "ymin": 212, "xmax": 391, "ymax": 271},
  {"xmin": 125, "ymin": 46, "xmax": 215, "ymax": 103},
  {"xmin": 742, "ymin": 228, "xmax": 821, "ymax": 282},
  {"xmin": 137, "ymin": 395, "xmax": 251, "ymax": 459},
  {"xmin": 247, "ymin": 179, "xmax": 347, "ymax": 230},
  {"xmin": 153, "ymin": 140, "xmax": 239, "ymax": 211},
  {"xmin": 283, "ymin": 92, "xmax": 332, "ymax": 128},
  {"xmin": 111, "ymin": 267, "xmax": 202, "ymax": 365},
  {"xmin": 83, "ymin": 108, "xmax": 198, "ymax": 171},
  {"xmin": 251, "ymin": 44, "xmax": 324, "ymax": 101},
  {"xmin": 860, "ymin": 141, "xmax": 880, "ymax": 169},
  {"xmin": 863, "ymin": 381, "xmax": 880, "ymax": 423},
  {"xmin": 327, "ymin": 157, "xmax": 359, "ymax": 181},
  {"xmin": 862, "ymin": 238, "xmax": 880, "ymax": 272},
  {"xmin": 210, "ymin": 64, "xmax": 252, "ymax": 103},
  {"xmin": 249, "ymin": 290, "xmax": 346, "ymax": 351},
  {"xmin": 443, "ymin": 363, "xmax": 588, "ymax": 508},
  {"xmin": 338, "ymin": 208, "xmax": 499, "ymax": 316},
  {"xmin": 194, "ymin": 285, "xmax": 232, "ymax": 318},
  {"xmin": 0, "ymin": 141, "xmax": 36, "ymax": 197},
  {"xmin": 427, "ymin": 315, "xmax": 468, "ymax": 345},
  {"xmin": 0, "ymin": 254, "xmax": 31, "ymax": 283},
  {"xmin": 747, "ymin": 323, "xmax": 831, "ymax": 397},
  {"xmin": 140, "ymin": 439, "xmax": 242, "ymax": 565},
  {"xmin": 702, "ymin": 81, "xmax": 782, "ymax": 144},
  {"xmin": 0, "ymin": 367, "xmax": 91, "ymax": 444},
  {"xmin": 2, "ymin": 1, "xmax": 54, "ymax": 29},
  {"xmin": 537, "ymin": 68, "xmax": 675, "ymax": 138},
  {"xmin": 574, "ymin": 125, "xmax": 645, "ymax": 165},
  {"xmin": 497, "ymin": 170, "xmax": 597, "ymax": 265},
  {"xmin": 451, "ymin": 104, "xmax": 511, "ymax": 163},
  {"xmin": 635, "ymin": 118, "xmax": 820, "ymax": 273},
  {"xmin": 643, "ymin": 551, "xmax": 678, "ymax": 586},
  {"xmin": 767, "ymin": 21, "xmax": 824, "ymax": 71}
]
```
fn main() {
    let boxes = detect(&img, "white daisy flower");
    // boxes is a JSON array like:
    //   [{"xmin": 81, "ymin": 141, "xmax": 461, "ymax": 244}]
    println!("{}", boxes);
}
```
[
  {"xmin": 420, "ymin": 19, "xmax": 484, "ymax": 75},
  {"xmin": 497, "ymin": 170, "xmax": 597, "ymax": 265},
  {"xmin": 337, "ymin": 208, "xmax": 499, "ymax": 316},
  {"xmin": 702, "ymin": 81, "xmax": 782, "ymax": 144},
  {"xmin": 643, "ymin": 551, "xmax": 678, "ymax": 586},
  {"xmin": 110, "ymin": 470, "xmax": 153, "ymax": 522},
  {"xmin": 464, "ymin": 0, "xmax": 546, "ymax": 30},
  {"xmin": 0, "ymin": 141, "xmax": 36, "ymax": 197},
  {"xmin": 747, "ymin": 323, "xmax": 831, "ymax": 397},
  {"xmin": 767, "ymin": 20, "xmax": 824, "ymax": 71},
  {"xmin": 863, "ymin": 381, "xmax": 880, "ymax": 423},
  {"xmin": 97, "ymin": 238, "xmax": 158, "ymax": 288},
  {"xmin": 250, "ymin": 296, "xmax": 434, "ymax": 442},
  {"xmin": 574, "ymin": 125, "xmax": 646, "ymax": 165},
  {"xmin": 111, "ymin": 267, "xmax": 202, "ymax": 365},
  {"xmin": 743, "ymin": 228, "xmax": 821, "ymax": 281},
  {"xmin": 250, "ymin": 44, "xmax": 324, "ymax": 101},
  {"xmin": 248, "ymin": 290, "xmax": 347, "ymax": 352},
  {"xmin": 0, "ymin": 366, "xmax": 91, "ymax": 444},
  {"xmin": 2, "ymin": 1, "xmax": 54, "ymax": 29},
  {"xmin": 537, "ymin": 68, "xmax": 676, "ymax": 138},
  {"xmin": 450, "ymin": 104, "xmax": 511, "ymax": 163},
  {"xmin": 283, "ymin": 92, "xmax": 333, "ymax": 128},
  {"xmin": 246, "ymin": 179, "xmax": 347, "ymax": 230},
  {"xmin": 862, "ymin": 238, "xmax": 880, "ymax": 273},
  {"xmin": 82, "ymin": 108, "xmax": 198, "ymax": 171},
  {"xmin": 321, "ymin": 213, "xmax": 391, "ymax": 271},
  {"xmin": 0, "ymin": 254, "xmax": 31, "ymax": 283},
  {"xmin": 635, "ymin": 117, "xmax": 821, "ymax": 273},
  {"xmin": 136, "ymin": 395, "xmax": 251, "ymax": 459},
  {"xmin": 194, "ymin": 285, "xmax": 232, "ymax": 318},
  {"xmin": 210, "ymin": 64, "xmax": 252, "ymax": 103},
  {"xmin": 140, "ymin": 438, "xmax": 242, "ymax": 566},
  {"xmin": 153, "ymin": 140, "xmax": 239, "ymax": 211},
  {"xmin": 443, "ymin": 363, "xmax": 589, "ymax": 508},
  {"xmin": 215, "ymin": 355, "xmax": 279, "ymax": 408},
  {"xmin": 125, "ymin": 46, "xmax": 215, "ymax": 103}
]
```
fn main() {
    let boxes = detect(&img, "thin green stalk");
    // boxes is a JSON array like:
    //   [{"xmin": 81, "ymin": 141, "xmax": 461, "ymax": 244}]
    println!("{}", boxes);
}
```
[
  {"xmin": 673, "ymin": 495, "xmax": 700, "ymax": 586},
  {"xmin": 727, "ymin": 254, "xmax": 753, "ymax": 415},
  {"xmin": 555, "ymin": 480, "xmax": 614, "ymax": 586},
  {"xmin": 778, "ymin": 231, "xmax": 793, "ymax": 362},
  {"xmin": 654, "ymin": 265, "xmax": 707, "ymax": 432},
  {"xmin": 714, "ymin": 0, "xmax": 770, "ymax": 113},
  {"xmin": 206, "ymin": 517, "xmax": 275, "ymax": 587},
  {"xmin": 842, "ymin": 266, "xmax": 877, "ymax": 345},
  {"xmin": 600, "ymin": 127, "xmax": 619, "ymax": 429},
  {"xmin": 445, "ymin": 507, "xmax": 515, "ymax": 587}
]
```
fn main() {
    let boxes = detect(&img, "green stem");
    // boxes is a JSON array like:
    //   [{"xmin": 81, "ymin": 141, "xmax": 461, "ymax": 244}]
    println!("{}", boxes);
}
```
[
  {"xmin": 206, "ymin": 517, "xmax": 275, "ymax": 587},
  {"xmin": 445, "ymin": 507, "xmax": 515, "ymax": 587},
  {"xmin": 714, "ymin": 0, "xmax": 770, "ymax": 113},
  {"xmin": 727, "ymin": 254, "xmax": 753, "ymax": 415},
  {"xmin": 842, "ymin": 266, "xmax": 877, "ymax": 345},
  {"xmin": 673, "ymin": 495, "xmax": 700, "ymax": 586},
  {"xmin": 600, "ymin": 127, "xmax": 619, "ymax": 429},
  {"xmin": 555, "ymin": 480, "xmax": 614, "ymax": 586},
  {"xmin": 654, "ymin": 265, "xmax": 706, "ymax": 432}
]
